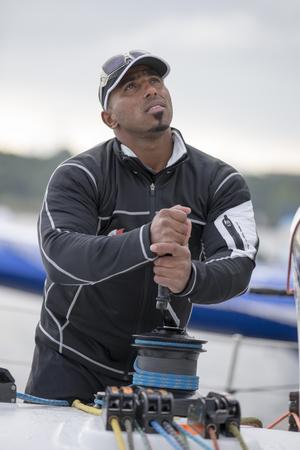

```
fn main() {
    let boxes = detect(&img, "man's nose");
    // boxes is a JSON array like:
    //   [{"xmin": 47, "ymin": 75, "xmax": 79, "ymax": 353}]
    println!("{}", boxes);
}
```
[{"xmin": 143, "ymin": 82, "xmax": 158, "ymax": 98}]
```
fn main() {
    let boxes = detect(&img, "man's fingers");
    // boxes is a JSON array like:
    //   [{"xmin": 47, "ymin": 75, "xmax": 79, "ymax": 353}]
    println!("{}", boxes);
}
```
[
  {"xmin": 169, "ymin": 204, "xmax": 191, "ymax": 215},
  {"xmin": 158, "ymin": 216, "xmax": 189, "ymax": 236},
  {"xmin": 150, "ymin": 205, "xmax": 192, "ymax": 246},
  {"xmin": 150, "ymin": 242, "xmax": 189, "ymax": 257},
  {"xmin": 151, "ymin": 241, "xmax": 192, "ymax": 293},
  {"xmin": 153, "ymin": 275, "xmax": 173, "ymax": 288},
  {"xmin": 153, "ymin": 258, "xmax": 192, "ymax": 293},
  {"xmin": 154, "ymin": 257, "xmax": 174, "ymax": 269},
  {"xmin": 159, "ymin": 207, "xmax": 190, "ymax": 224},
  {"xmin": 154, "ymin": 266, "xmax": 186, "ymax": 278},
  {"xmin": 183, "ymin": 219, "xmax": 192, "ymax": 246}
]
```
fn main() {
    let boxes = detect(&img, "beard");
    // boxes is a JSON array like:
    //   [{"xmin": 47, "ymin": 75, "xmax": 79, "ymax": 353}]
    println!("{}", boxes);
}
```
[{"xmin": 148, "ymin": 111, "xmax": 170, "ymax": 133}]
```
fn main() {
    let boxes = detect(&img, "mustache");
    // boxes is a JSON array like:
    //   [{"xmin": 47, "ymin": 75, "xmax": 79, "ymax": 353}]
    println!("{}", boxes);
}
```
[{"xmin": 144, "ymin": 98, "xmax": 167, "ymax": 112}]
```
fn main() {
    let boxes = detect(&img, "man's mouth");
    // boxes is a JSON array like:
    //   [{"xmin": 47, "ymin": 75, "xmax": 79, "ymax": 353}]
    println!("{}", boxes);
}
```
[{"xmin": 145, "ymin": 102, "xmax": 166, "ymax": 114}]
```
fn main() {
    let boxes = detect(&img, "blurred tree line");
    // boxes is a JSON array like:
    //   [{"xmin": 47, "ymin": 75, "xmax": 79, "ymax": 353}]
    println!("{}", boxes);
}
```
[
  {"xmin": 0, "ymin": 150, "xmax": 70, "ymax": 211},
  {"xmin": 0, "ymin": 150, "xmax": 299, "ymax": 226}
]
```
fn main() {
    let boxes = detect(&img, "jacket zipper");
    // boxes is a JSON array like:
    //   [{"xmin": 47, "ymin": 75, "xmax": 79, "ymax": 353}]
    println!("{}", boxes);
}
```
[
  {"xmin": 138, "ymin": 181, "xmax": 157, "ymax": 329},
  {"xmin": 125, "ymin": 181, "xmax": 157, "ymax": 377},
  {"xmin": 222, "ymin": 214, "xmax": 245, "ymax": 250},
  {"xmin": 149, "ymin": 182, "xmax": 156, "ymax": 218},
  {"xmin": 138, "ymin": 181, "xmax": 157, "ymax": 328}
]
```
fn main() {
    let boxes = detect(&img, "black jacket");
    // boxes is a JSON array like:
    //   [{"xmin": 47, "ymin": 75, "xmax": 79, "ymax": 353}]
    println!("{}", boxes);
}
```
[{"xmin": 36, "ymin": 130, "xmax": 258, "ymax": 380}]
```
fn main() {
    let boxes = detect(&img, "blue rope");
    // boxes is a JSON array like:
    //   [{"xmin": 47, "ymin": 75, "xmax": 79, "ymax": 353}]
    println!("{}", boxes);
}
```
[
  {"xmin": 172, "ymin": 422, "xmax": 213, "ymax": 450},
  {"xmin": 94, "ymin": 398, "xmax": 103, "ymax": 406},
  {"xmin": 135, "ymin": 339, "xmax": 203, "ymax": 350},
  {"xmin": 17, "ymin": 392, "xmax": 69, "ymax": 406},
  {"xmin": 151, "ymin": 420, "xmax": 184, "ymax": 450},
  {"xmin": 133, "ymin": 361, "xmax": 199, "ymax": 391}
]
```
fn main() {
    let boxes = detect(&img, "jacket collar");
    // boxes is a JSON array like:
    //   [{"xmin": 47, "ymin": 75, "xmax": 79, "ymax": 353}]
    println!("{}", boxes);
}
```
[
  {"xmin": 119, "ymin": 128, "xmax": 187, "ymax": 170},
  {"xmin": 114, "ymin": 128, "xmax": 189, "ymax": 175}
]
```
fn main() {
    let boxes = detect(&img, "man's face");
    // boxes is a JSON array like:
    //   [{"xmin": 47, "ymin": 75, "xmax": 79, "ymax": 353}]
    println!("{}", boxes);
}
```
[{"xmin": 105, "ymin": 65, "xmax": 173, "ymax": 136}]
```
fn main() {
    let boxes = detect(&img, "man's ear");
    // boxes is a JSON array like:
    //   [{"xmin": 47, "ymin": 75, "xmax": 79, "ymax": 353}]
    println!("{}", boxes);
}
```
[{"xmin": 101, "ymin": 110, "xmax": 118, "ymax": 129}]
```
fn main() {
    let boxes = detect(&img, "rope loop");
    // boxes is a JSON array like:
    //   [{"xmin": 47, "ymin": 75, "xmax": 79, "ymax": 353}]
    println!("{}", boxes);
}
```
[{"xmin": 132, "ymin": 360, "xmax": 199, "ymax": 391}]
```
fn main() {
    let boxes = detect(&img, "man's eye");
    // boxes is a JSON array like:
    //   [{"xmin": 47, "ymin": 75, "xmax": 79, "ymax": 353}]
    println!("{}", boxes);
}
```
[
  {"xmin": 125, "ymin": 82, "xmax": 136, "ymax": 91},
  {"xmin": 150, "ymin": 77, "xmax": 162, "ymax": 85}
]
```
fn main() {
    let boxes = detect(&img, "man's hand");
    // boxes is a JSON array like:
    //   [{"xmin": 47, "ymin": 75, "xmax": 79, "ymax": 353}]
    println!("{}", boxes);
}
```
[
  {"xmin": 150, "ymin": 205, "xmax": 191, "ymax": 246},
  {"xmin": 150, "ymin": 205, "xmax": 192, "ymax": 293},
  {"xmin": 150, "ymin": 242, "xmax": 192, "ymax": 293}
]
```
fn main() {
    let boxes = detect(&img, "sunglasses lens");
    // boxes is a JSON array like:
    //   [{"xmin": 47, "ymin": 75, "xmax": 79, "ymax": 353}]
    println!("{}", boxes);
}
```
[
  {"xmin": 102, "ymin": 51, "xmax": 147, "ymax": 75},
  {"xmin": 102, "ymin": 54, "xmax": 126, "ymax": 75},
  {"xmin": 129, "ymin": 50, "xmax": 146, "ymax": 58}
]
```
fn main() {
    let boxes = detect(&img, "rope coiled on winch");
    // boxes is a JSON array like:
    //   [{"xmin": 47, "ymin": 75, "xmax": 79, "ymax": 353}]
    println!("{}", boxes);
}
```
[
  {"xmin": 132, "ymin": 337, "xmax": 203, "ymax": 391},
  {"xmin": 133, "ymin": 360, "xmax": 199, "ymax": 390}
]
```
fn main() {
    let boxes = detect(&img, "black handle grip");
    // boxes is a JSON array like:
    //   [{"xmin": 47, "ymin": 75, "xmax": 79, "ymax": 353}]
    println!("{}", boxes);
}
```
[{"xmin": 158, "ymin": 285, "xmax": 170, "ymax": 299}]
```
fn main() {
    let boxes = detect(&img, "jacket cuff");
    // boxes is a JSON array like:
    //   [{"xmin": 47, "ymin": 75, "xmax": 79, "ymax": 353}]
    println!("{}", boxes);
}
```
[
  {"xmin": 172, "ymin": 262, "xmax": 197, "ymax": 298},
  {"xmin": 139, "ymin": 223, "xmax": 156, "ymax": 261}
]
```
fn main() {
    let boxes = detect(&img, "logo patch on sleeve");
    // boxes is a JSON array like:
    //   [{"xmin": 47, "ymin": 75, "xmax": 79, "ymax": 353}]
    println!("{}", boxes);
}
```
[{"xmin": 108, "ymin": 228, "xmax": 125, "ymax": 236}]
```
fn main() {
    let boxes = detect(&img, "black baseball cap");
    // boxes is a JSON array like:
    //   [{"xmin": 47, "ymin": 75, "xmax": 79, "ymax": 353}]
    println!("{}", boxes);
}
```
[{"xmin": 98, "ymin": 50, "xmax": 170, "ymax": 110}]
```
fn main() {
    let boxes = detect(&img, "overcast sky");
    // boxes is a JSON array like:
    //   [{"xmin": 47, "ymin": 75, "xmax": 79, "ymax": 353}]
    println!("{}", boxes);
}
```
[{"xmin": 1, "ymin": 0, "xmax": 300, "ymax": 174}]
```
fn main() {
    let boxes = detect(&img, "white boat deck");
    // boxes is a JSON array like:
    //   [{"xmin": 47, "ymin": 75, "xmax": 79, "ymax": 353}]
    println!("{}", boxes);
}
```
[{"xmin": 1, "ymin": 402, "xmax": 300, "ymax": 450}]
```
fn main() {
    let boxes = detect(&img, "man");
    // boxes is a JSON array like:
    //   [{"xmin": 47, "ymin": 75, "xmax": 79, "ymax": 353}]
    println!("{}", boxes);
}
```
[{"xmin": 26, "ymin": 50, "xmax": 258, "ymax": 403}]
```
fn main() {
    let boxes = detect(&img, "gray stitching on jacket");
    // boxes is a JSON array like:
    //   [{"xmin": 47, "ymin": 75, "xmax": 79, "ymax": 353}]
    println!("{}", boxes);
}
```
[
  {"xmin": 39, "ymin": 206, "xmax": 153, "ymax": 284},
  {"xmin": 39, "ymin": 163, "xmax": 153, "ymax": 283},
  {"xmin": 43, "ymin": 282, "xmax": 64, "ymax": 353},
  {"xmin": 39, "ymin": 322, "xmax": 127, "ymax": 375},
  {"xmin": 213, "ymin": 173, "xmax": 241, "ymax": 197},
  {"xmin": 61, "ymin": 163, "xmax": 98, "ymax": 191},
  {"xmin": 190, "ymin": 218, "xmax": 206, "ymax": 226},
  {"xmin": 39, "ymin": 208, "xmax": 93, "ymax": 283},
  {"xmin": 206, "ymin": 255, "xmax": 233, "ymax": 264},
  {"xmin": 113, "ymin": 210, "xmax": 150, "ymax": 216}
]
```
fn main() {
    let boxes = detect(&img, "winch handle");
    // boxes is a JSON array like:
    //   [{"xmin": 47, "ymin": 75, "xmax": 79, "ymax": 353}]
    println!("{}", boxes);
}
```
[{"xmin": 156, "ymin": 285, "xmax": 180, "ymax": 328}]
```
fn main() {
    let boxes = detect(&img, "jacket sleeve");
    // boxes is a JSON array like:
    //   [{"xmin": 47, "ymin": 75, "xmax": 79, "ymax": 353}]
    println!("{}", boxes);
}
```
[
  {"xmin": 173, "ymin": 167, "xmax": 259, "ymax": 304},
  {"xmin": 38, "ymin": 161, "xmax": 155, "ymax": 285}
]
